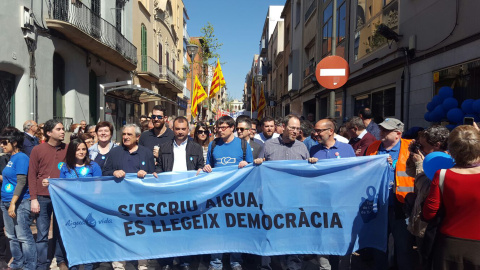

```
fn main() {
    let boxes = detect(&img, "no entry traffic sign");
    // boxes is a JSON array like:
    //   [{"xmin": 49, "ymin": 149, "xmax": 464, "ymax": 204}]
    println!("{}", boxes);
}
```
[{"xmin": 315, "ymin": 56, "xmax": 349, "ymax": 89}]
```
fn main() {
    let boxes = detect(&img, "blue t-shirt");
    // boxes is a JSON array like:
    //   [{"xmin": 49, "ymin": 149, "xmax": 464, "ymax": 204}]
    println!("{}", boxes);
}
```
[
  {"xmin": 1, "ymin": 152, "xmax": 30, "ymax": 202},
  {"xmin": 310, "ymin": 140, "xmax": 356, "ymax": 160},
  {"xmin": 59, "ymin": 162, "xmax": 102, "ymax": 178},
  {"xmin": 206, "ymin": 137, "xmax": 253, "ymax": 168},
  {"xmin": 303, "ymin": 136, "xmax": 319, "ymax": 152}
]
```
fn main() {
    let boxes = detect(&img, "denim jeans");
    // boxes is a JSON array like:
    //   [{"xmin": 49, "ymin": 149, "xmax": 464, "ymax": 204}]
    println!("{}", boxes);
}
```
[
  {"xmin": 210, "ymin": 253, "xmax": 243, "ymax": 269},
  {"xmin": 36, "ymin": 196, "xmax": 54, "ymax": 270},
  {"xmin": 1, "ymin": 199, "xmax": 37, "ymax": 270}
]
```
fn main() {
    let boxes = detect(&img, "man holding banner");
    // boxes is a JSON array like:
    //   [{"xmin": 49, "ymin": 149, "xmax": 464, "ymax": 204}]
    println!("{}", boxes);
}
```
[
  {"xmin": 203, "ymin": 115, "xmax": 253, "ymax": 270},
  {"xmin": 365, "ymin": 118, "xmax": 415, "ymax": 270}
]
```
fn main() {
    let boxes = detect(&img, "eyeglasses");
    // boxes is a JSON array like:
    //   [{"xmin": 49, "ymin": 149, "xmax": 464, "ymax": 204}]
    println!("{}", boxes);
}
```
[
  {"xmin": 287, "ymin": 126, "xmax": 301, "ymax": 131},
  {"xmin": 151, "ymin": 115, "xmax": 164, "ymax": 120},
  {"xmin": 196, "ymin": 130, "xmax": 208, "ymax": 135},
  {"xmin": 314, "ymin": 128, "xmax": 331, "ymax": 134},
  {"xmin": 236, "ymin": 127, "xmax": 250, "ymax": 132},
  {"xmin": 0, "ymin": 140, "xmax": 9, "ymax": 146},
  {"xmin": 217, "ymin": 125, "xmax": 231, "ymax": 131}
]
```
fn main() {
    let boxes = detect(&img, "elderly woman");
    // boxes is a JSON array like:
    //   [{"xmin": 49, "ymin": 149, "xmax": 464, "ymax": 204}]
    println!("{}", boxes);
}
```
[
  {"xmin": 88, "ymin": 121, "xmax": 118, "ymax": 170},
  {"xmin": 423, "ymin": 125, "xmax": 480, "ymax": 268},
  {"xmin": 405, "ymin": 125, "xmax": 449, "ymax": 267}
]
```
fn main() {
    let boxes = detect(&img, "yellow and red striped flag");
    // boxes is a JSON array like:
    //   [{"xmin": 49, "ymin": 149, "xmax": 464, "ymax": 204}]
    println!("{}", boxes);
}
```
[
  {"xmin": 257, "ymin": 85, "xmax": 266, "ymax": 120},
  {"xmin": 251, "ymin": 78, "xmax": 257, "ymax": 112},
  {"xmin": 209, "ymin": 60, "xmax": 226, "ymax": 99},
  {"xmin": 191, "ymin": 75, "xmax": 207, "ymax": 118}
]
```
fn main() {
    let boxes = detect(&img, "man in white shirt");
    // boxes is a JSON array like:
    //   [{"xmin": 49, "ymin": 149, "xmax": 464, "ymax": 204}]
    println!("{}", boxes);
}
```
[{"xmin": 254, "ymin": 116, "xmax": 279, "ymax": 143}]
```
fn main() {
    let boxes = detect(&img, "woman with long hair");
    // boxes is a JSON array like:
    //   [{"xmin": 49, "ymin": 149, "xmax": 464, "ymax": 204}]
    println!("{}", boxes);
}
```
[
  {"xmin": 194, "ymin": 122, "xmax": 210, "ymax": 161},
  {"xmin": 43, "ymin": 138, "xmax": 102, "ymax": 270},
  {"xmin": 0, "ymin": 127, "xmax": 36, "ymax": 270},
  {"xmin": 88, "ymin": 121, "xmax": 118, "ymax": 170},
  {"xmin": 35, "ymin": 123, "xmax": 46, "ymax": 143},
  {"xmin": 423, "ymin": 125, "xmax": 480, "ymax": 268}
]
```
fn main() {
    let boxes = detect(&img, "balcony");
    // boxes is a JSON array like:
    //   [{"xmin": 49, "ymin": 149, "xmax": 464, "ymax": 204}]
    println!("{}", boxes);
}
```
[
  {"xmin": 159, "ymin": 66, "xmax": 183, "ymax": 93},
  {"xmin": 137, "ymin": 55, "xmax": 160, "ymax": 82},
  {"xmin": 46, "ymin": 0, "xmax": 137, "ymax": 71}
]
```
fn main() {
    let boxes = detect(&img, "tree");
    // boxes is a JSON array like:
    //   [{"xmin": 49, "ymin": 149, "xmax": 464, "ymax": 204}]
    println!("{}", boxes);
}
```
[{"xmin": 200, "ymin": 22, "xmax": 223, "ymax": 67}]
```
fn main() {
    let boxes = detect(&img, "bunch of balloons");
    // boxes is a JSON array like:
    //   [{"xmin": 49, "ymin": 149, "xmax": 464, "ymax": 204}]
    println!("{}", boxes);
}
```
[{"xmin": 424, "ymin": 86, "xmax": 480, "ymax": 129}]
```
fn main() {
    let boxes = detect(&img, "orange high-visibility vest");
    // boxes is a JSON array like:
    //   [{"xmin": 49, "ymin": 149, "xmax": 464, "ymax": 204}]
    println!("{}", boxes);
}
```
[{"xmin": 365, "ymin": 139, "xmax": 414, "ymax": 203}]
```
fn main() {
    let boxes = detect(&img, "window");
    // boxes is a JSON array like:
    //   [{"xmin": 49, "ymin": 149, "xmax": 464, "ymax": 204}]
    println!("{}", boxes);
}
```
[
  {"xmin": 295, "ymin": 0, "xmax": 301, "ymax": 26},
  {"xmin": 337, "ymin": 0, "xmax": 346, "ymax": 43},
  {"xmin": 166, "ymin": 52, "xmax": 170, "ymax": 70},
  {"xmin": 91, "ymin": 0, "xmax": 101, "ymax": 37},
  {"xmin": 354, "ymin": 87, "xmax": 396, "ymax": 123},
  {"xmin": 322, "ymin": 2, "xmax": 333, "ymax": 55},
  {"xmin": 141, "ymin": 24, "xmax": 147, "ymax": 71},
  {"xmin": 158, "ymin": 43, "xmax": 163, "ymax": 65},
  {"xmin": 434, "ymin": 59, "xmax": 480, "ymax": 103},
  {"xmin": 305, "ymin": 0, "xmax": 316, "ymax": 22},
  {"xmin": 0, "ymin": 71, "xmax": 15, "ymax": 130},
  {"xmin": 53, "ymin": 53, "xmax": 65, "ymax": 118},
  {"xmin": 115, "ymin": 0, "xmax": 122, "ymax": 33}
]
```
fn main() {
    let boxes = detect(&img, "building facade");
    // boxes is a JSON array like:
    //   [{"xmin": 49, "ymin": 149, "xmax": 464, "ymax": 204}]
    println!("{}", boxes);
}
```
[{"xmin": 0, "ymin": 0, "xmax": 136, "ymax": 135}]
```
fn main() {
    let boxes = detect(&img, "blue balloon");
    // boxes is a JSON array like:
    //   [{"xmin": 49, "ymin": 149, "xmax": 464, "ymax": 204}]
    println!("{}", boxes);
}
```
[
  {"xmin": 424, "ymin": 112, "xmax": 432, "ymax": 122},
  {"xmin": 438, "ymin": 86, "xmax": 454, "ymax": 99},
  {"xmin": 445, "ymin": 124, "xmax": 457, "ymax": 131},
  {"xmin": 426, "ymin": 102, "xmax": 436, "ymax": 112},
  {"xmin": 461, "ymin": 99, "xmax": 475, "ymax": 114},
  {"xmin": 447, "ymin": 108, "xmax": 464, "ymax": 123},
  {"xmin": 442, "ymin": 97, "xmax": 458, "ymax": 111},
  {"xmin": 423, "ymin": 152, "xmax": 454, "ymax": 181},
  {"xmin": 432, "ymin": 95, "xmax": 443, "ymax": 106},
  {"xmin": 431, "ymin": 105, "xmax": 445, "ymax": 122},
  {"xmin": 473, "ymin": 99, "xmax": 480, "ymax": 114}
]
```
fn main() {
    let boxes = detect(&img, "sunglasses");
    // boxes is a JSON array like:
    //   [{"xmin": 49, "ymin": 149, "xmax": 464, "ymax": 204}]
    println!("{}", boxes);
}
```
[
  {"xmin": 151, "ymin": 115, "xmax": 164, "ymax": 120},
  {"xmin": 0, "ymin": 140, "xmax": 9, "ymax": 146},
  {"xmin": 196, "ymin": 130, "xmax": 208, "ymax": 135},
  {"xmin": 236, "ymin": 127, "xmax": 250, "ymax": 132}
]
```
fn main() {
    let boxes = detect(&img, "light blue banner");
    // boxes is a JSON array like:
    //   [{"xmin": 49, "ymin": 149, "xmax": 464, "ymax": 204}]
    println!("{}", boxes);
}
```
[{"xmin": 49, "ymin": 155, "xmax": 390, "ymax": 265}]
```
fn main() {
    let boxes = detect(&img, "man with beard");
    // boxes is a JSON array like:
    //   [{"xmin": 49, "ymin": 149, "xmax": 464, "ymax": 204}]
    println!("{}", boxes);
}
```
[
  {"xmin": 139, "ymin": 105, "xmax": 174, "ymax": 159},
  {"xmin": 254, "ymin": 114, "xmax": 310, "ymax": 270},
  {"xmin": 28, "ymin": 119, "xmax": 68, "ymax": 270},
  {"xmin": 254, "ymin": 116, "xmax": 279, "ymax": 143}
]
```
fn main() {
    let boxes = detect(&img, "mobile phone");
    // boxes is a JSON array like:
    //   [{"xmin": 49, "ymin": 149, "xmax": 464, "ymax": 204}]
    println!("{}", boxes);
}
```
[{"xmin": 463, "ymin": 117, "xmax": 474, "ymax": 126}]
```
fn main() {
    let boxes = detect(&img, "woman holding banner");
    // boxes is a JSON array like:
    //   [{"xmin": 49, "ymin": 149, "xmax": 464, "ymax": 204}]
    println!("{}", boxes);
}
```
[
  {"xmin": 43, "ymin": 138, "xmax": 102, "ymax": 270},
  {"xmin": 423, "ymin": 125, "xmax": 480, "ymax": 268},
  {"xmin": 0, "ymin": 127, "xmax": 36, "ymax": 270}
]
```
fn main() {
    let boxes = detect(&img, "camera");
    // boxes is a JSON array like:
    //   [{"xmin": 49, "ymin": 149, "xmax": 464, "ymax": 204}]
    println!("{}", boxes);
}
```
[{"xmin": 408, "ymin": 141, "xmax": 421, "ymax": 153}]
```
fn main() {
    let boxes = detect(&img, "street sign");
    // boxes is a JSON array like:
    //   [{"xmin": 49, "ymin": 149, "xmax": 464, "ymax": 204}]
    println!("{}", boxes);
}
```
[{"xmin": 315, "ymin": 56, "xmax": 349, "ymax": 89}]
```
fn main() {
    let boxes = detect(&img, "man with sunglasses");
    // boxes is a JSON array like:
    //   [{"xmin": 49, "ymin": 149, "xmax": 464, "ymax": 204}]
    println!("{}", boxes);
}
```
[
  {"xmin": 236, "ymin": 116, "xmax": 263, "ymax": 159},
  {"xmin": 139, "ymin": 105, "xmax": 174, "ymax": 158}
]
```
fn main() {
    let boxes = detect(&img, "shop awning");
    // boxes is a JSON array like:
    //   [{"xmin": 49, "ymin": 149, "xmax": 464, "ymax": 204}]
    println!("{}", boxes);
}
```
[{"xmin": 105, "ymin": 85, "xmax": 176, "ymax": 105}]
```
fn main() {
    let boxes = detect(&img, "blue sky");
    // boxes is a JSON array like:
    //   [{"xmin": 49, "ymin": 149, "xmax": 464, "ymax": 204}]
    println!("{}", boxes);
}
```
[{"xmin": 183, "ymin": 0, "xmax": 286, "ymax": 100}]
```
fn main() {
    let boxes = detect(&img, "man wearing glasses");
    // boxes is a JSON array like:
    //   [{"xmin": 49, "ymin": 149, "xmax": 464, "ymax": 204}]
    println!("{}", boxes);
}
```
[
  {"xmin": 203, "ymin": 116, "xmax": 253, "ymax": 270},
  {"xmin": 309, "ymin": 118, "xmax": 355, "ymax": 161},
  {"xmin": 139, "ymin": 105, "xmax": 174, "ymax": 158},
  {"xmin": 253, "ymin": 114, "xmax": 310, "ymax": 270},
  {"xmin": 236, "ymin": 116, "xmax": 263, "ymax": 159}
]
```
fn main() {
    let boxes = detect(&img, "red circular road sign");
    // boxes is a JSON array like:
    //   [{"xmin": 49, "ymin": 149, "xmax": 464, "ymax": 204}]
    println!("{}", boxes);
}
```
[{"xmin": 315, "ymin": 56, "xmax": 349, "ymax": 89}]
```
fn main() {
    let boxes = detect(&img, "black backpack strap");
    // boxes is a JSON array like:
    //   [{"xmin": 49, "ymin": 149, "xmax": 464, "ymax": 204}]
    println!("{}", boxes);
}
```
[
  {"xmin": 241, "ymin": 139, "xmax": 247, "ymax": 161},
  {"xmin": 210, "ymin": 138, "xmax": 219, "ymax": 166}
]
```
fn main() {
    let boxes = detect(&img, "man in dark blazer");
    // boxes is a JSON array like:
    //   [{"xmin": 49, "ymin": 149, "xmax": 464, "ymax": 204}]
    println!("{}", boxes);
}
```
[{"xmin": 156, "ymin": 116, "xmax": 205, "ymax": 173}]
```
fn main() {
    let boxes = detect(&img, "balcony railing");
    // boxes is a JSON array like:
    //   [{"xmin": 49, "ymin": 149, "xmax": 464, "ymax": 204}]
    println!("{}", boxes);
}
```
[
  {"xmin": 139, "ymin": 55, "xmax": 160, "ymax": 78},
  {"xmin": 159, "ymin": 65, "xmax": 184, "ymax": 91},
  {"xmin": 49, "ymin": 0, "xmax": 137, "ymax": 65},
  {"xmin": 303, "ymin": 59, "xmax": 316, "ymax": 78}
]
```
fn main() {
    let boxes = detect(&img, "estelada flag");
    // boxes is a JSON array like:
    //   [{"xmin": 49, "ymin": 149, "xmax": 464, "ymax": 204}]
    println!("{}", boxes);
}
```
[
  {"xmin": 209, "ymin": 60, "xmax": 226, "ymax": 99},
  {"xmin": 191, "ymin": 75, "xmax": 207, "ymax": 118},
  {"xmin": 251, "ymin": 78, "xmax": 257, "ymax": 112},
  {"xmin": 257, "ymin": 85, "xmax": 266, "ymax": 120}
]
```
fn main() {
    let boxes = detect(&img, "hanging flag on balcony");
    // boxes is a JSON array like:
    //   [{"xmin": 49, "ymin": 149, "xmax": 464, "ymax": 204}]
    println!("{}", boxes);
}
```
[
  {"xmin": 251, "ymin": 79, "xmax": 257, "ymax": 113},
  {"xmin": 209, "ymin": 60, "xmax": 226, "ymax": 99},
  {"xmin": 257, "ymin": 85, "xmax": 266, "ymax": 120},
  {"xmin": 191, "ymin": 75, "xmax": 207, "ymax": 118}
]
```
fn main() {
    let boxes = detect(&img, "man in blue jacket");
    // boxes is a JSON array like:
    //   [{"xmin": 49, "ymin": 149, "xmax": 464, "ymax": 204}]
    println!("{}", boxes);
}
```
[{"xmin": 22, "ymin": 120, "xmax": 39, "ymax": 157}]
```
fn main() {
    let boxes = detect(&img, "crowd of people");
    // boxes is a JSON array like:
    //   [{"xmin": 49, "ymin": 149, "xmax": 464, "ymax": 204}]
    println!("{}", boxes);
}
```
[{"xmin": 0, "ymin": 105, "xmax": 479, "ymax": 270}]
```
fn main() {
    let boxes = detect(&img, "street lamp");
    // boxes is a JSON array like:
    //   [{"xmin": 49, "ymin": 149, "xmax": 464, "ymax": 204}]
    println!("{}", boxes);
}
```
[{"xmin": 186, "ymin": 43, "xmax": 198, "ymax": 122}]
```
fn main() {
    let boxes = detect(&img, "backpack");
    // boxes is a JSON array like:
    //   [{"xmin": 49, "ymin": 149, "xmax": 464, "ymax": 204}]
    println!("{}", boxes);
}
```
[{"xmin": 210, "ymin": 138, "xmax": 247, "ymax": 166}]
